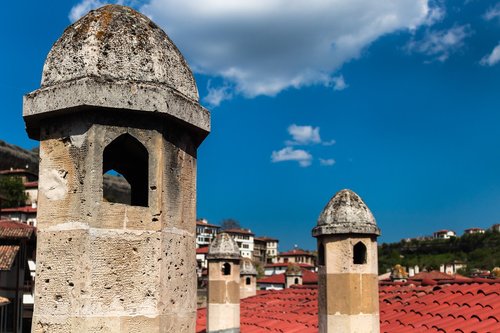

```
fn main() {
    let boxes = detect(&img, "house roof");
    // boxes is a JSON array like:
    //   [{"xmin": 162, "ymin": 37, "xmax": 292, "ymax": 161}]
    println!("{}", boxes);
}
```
[
  {"xmin": 196, "ymin": 246, "xmax": 209, "ymax": 254},
  {"xmin": 1, "ymin": 206, "xmax": 37, "ymax": 214},
  {"xmin": 254, "ymin": 236, "xmax": 279, "ymax": 242},
  {"xmin": 24, "ymin": 181, "xmax": 38, "ymax": 188},
  {"xmin": 258, "ymin": 269, "xmax": 318, "ymax": 285},
  {"xmin": 0, "ymin": 220, "xmax": 35, "ymax": 239},
  {"xmin": 280, "ymin": 249, "xmax": 315, "ymax": 257},
  {"xmin": 196, "ymin": 220, "xmax": 220, "ymax": 228},
  {"xmin": 0, "ymin": 245, "xmax": 20, "ymax": 270},
  {"xmin": 410, "ymin": 271, "xmax": 470, "ymax": 281},
  {"xmin": 224, "ymin": 228, "xmax": 254, "ymax": 236},
  {"xmin": 196, "ymin": 279, "xmax": 500, "ymax": 333}
]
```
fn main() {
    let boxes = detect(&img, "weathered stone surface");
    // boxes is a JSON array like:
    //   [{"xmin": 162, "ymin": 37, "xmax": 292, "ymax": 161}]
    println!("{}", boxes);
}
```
[
  {"xmin": 239, "ymin": 258, "xmax": 257, "ymax": 276},
  {"xmin": 208, "ymin": 232, "xmax": 240, "ymax": 260},
  {"xmin": 313, "ymin": 189, "xmax": 380, "ymax": 237},
  {"xmin": 42, "ymin": 5, "xmax": 198, "ymax": 101}
]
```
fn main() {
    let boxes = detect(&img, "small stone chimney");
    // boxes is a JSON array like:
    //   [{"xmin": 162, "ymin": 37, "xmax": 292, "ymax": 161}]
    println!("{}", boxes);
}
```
[
  {"xmin": 285, "ymin": 263, "xmax": 303, "ymax": 288},
  {"xmin": 240, "ymin": 258, "xmax": 257, "ymax": 299},
  {"xmin": 207, "ymin": 232, "xmax": 241, "ymax": 333},
  {"xmin": 390, "ymin": 264, "xmax": 408, "ymax": 282},
  {"xmin": 312, "ymin": 189, "xmax": 381, "ymax": 333}
]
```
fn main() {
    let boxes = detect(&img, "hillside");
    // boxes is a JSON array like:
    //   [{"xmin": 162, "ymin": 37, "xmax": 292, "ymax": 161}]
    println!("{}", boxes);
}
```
[
  {"xmin": 378, "ymin": 230, "xmax": 500, "ymax": 275},
  {"xmin": 0, "ymin": 139, "xmax": 131, "ymax": 203}
]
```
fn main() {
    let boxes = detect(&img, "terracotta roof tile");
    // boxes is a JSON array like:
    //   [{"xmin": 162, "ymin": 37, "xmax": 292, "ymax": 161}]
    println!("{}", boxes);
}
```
[
  {"xmin": 1, "ymin": 206, "xmax": 37, "ymax": 213},
  {"xmin": 196, "ymin": 280, "xmax": 500, "ymax": 332},
  {"xmin": 0, "ymin": 245, "xmax": 20, "ymax": 270},
  {"xmin": 0, "ymin": 220, "xmax": 35, "ymax": 239}
]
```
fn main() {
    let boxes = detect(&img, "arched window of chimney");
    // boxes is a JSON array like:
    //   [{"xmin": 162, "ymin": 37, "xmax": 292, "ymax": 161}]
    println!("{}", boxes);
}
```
[
  {"xmin": 353, "ymin": 241, "xmax": 367, "ymax": 265},
  {"xmin": 318, "ymin": 243, "xmax": 325, "ymax": 266},
  {"xmin": 222, "ymin": 263, "xmax": 231, "ymax": 276},
  {"xmin": 102, "ymin": 134, "xmax": 148, "ymax": 207},
  {"xmin": 245, "ymin": 277, "xmax": 251, "ymax": 285},
  {"xmin": 294, "ymin": 278, "xmax": 299, "ymax": 285}
]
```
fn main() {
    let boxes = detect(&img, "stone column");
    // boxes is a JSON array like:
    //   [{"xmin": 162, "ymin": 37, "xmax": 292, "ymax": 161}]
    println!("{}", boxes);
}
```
[
  {"xmin": 312, "ymin": 189, "xmax": 381, "ymax": 333},
  {"xmin": 207, "ymin": 233, "xmax": 241, "ymax": 333},
  {"xmin": 239, "ymin": 258, "xmax": 257, "ymax": 299},
  {"xmin": 23, "ymin": 5, "xmax": 209, "ymax": 332}
]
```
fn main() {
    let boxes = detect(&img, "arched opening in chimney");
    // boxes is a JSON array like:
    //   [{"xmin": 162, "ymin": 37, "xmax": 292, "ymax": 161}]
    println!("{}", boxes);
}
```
[
  {"xmin": 222, "ymin": 262, "xmax": 231, "ymax": 276},
  {"xmin": 102, "ymin": 134, "xmax": 148, "ymax": 207},
  {"xmin": 245, "ymin": 277, "xmax": 251, "ymax": 285},
  {"xmin": 353, "ymin": 241, "xmax": 367, "ymax": 265}
]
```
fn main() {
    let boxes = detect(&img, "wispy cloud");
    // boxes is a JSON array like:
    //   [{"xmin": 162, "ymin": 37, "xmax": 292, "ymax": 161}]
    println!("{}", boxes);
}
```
[
  {"xmin": 480, "ymin": 43, "xmax": 500, "ymax": 66},
  {"xmin": 286, "ymin": 125, "xmax": 321, "ymax": 145},
  {"xmin": 484, "ymin": 3, "xmax": 500, "ymax": 21},
  {"xmin": 271, "ymin": 147, "xmax": 312, "ymax": 167},
  {"xmin": 319, "ymin": 158, "xmax": 336, "ymax": 166},
  {"xmin": 406, "ymin": 25, "xmax": 472, "ymax": 62},
  {"xmin": 203, "ymin": 81, "xmax": 233, "ymax": 107},
  {"xmin": 331, "ymin": 75, "xmax": 348, "ymax": 91}
]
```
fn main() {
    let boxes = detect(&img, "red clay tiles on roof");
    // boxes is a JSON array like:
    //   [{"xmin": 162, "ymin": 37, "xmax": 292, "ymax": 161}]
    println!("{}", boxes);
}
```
[
  {"xmin": 279, "ymin": 249, "xmax": 313, "ymax": 256},
  {"xmin": 1, "ymin": 206, "xmax": 37, "ymax": 214},
  {"xmin": 265, "ymin": 263, "xmax": 314, "ymax": 268},
  {"xmin": 196, "ymin": 246, "xmax": 209, "ymax": 254},
  {"xmin": 0, "ymin": 245, "xmax": 20, "ymax": 270},
  {"xmin": 196, "ymin": 280, "xmax": 500, "ymax": 333},
  {"xmin": 258, "ymin": 269, "xmax": 318, "ymax": 285},
  {"xmin": 224, "ymin": 228, "xmax": 254, "ymax": 235},
  {"xmin": 23, "ymin": 181, "xmax": 38, "ymax": 188},
  {"xmin": 411, "ymin": 270, "xmax": 461, "ymax": 281},
  {"xmin": 0, "ymin": 220, "xmax": 35, "ymax": 239}
]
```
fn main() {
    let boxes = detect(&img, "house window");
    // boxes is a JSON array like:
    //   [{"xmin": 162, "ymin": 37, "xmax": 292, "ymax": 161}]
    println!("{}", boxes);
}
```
[
  {"xmin": 353, "ymin": 242, "xmax": 367, "ymax": 265},
  {"xmin": 103, "ymin": 134, "xmax": 148, "ymax": 207},
  {"xmin": 222, "ymin": 262, "xmax": 231, "ymax": 276}
]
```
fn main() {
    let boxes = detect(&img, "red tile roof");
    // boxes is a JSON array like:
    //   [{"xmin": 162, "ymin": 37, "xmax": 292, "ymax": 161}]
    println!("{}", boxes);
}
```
[
  {"xmin": 1, "ymin": 206, "xmax": 37, "ymax": 214},
  {"xmin": 196, "ymin": 246, "xmax": 209, "ymax": 254},
  {"xmin": 410, "ymin": 271, "xmax": 464, "ymax": 281},
  {"xmin": 196, "ymin": 221, "xmax": 221, "ymax": 228},
  {"xmin": 254, "ymin": 236, "xmax": 279, "ymax": 242},
  {"xmin": 24, "ymin": 181, "xmax": 38, "ymax": 188},
  {"xmin": 280, "ymin": 249, "xmax": 314, "ymax": 256},
  {"xmin": 224, "ymin": 228, "xmax": 254, "ymax": 236},
  {"xmin": 196, "ymin": 279, "xmax": 500, "ymax": 333},
  {"xmin": 0, "ymin": 220, "xmax": 35, "ymax": 239},
  {"xmin": 0, "ymin": 245, "xmax": 20, "ymax": 270}
]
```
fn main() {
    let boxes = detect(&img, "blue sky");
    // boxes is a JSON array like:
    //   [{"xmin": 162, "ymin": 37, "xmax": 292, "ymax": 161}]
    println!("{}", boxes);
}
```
[{"xmin": 2, "ymin": 0, "xmax": 499, "ymax": 251}]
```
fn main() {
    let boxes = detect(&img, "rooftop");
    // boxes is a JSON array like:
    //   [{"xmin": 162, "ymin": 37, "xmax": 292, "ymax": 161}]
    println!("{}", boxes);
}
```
[
  {"xmin": 1, "ymin": 206, "xmax": 37, "ymax": 214},
  {"xmin": 196, "ymin": 279, "xmax": 500, "ymax": 332},
  {"xmin": 0, "ymin": 220, "xmax": 35, "ymax": 239},
  {"xmin": 224, "ymin": 228, "xmax": 255, "ymax": 236},
  {"xmin": 0, "ymin": 245, "xmax": 20, "ymax": 270},
  {"xmin": 280, "ymin": 249, "xmax": 315, "ymax": 257}
]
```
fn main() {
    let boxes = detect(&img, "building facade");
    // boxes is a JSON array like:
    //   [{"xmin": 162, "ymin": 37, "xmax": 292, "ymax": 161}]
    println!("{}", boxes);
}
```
[
  {"xmin": 225, "ymin": 228, "xmax": 255, "ymax": 259},
  {"xmin": 196, "ymin": 219, "xmax": 221, "ymax": 248}
]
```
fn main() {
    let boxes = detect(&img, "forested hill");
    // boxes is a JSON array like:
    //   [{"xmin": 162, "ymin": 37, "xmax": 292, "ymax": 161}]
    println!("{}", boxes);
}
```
[
  {"xmin": 378, "ymin": 230, "xmax": 500, "ymax": 275},
  {"xmin": 0, "ymin": 139, "xmax": 38, "ymax": 174}
]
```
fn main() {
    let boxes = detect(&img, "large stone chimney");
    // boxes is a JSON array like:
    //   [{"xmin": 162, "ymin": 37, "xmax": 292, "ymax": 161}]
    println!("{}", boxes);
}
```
[
  {"xmin": 207, "ymin": 232, "xmax": 241, "ymax": 333},
  {"xmin": 23, "ymin": 5, "xmax": 209, "ymax": 332},
  {"xmin": 285, "ymin": 263, "xmax": 303, "ymax": 288},
  {"xmin": 312, "ymin": 189, "xmax": 381, "ymax": 333}
]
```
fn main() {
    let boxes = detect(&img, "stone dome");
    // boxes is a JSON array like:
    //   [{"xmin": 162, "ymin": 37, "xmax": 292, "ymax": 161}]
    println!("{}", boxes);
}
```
[
  {"xmin": 41, "ymin": 5, "xmax": 198, "ymax": 101},
  {"xmin": 207, "ymin": 232, "xmax": 240, "ymax": 260},
  {"xmin": 240, "ymin": 258, "xmax": 257, "ymax": 276},
  {"xmin": 312, "ymin": 189, "xmax": 380, "ymax": 237},
  {"xmin": 285, "ymin": 263, "xmax": 302, "ymax": 276}
]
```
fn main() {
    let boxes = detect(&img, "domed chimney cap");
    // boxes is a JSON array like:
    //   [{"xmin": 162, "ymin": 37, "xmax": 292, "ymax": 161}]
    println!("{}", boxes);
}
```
[
  {"xmin": 240, "ymin": 258, "xmax": 257, "ymax": 276},
  {"xmin": 208, "ymin": 232, "xmax": 240, "ymax": 260},
  {"xmin": 312, "ymin": 189, "xmax": 380, "ymax": 237},
  {"xmin": 42, "ymin": 5, "xmax": 198, "ymax": 100},
  {"xmin": 285, "ymin": 263, "xmax": 303, "ymax": 276}
]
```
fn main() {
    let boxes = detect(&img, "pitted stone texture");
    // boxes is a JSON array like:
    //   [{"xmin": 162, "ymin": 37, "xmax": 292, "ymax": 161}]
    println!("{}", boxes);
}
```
[
  {"xmin": 208, "ymin": 232, "xmax": 240, "ymax": 260},
  {"xmin": 42, "ymin": 5, "xmax": 198, "ymax": 101},
  {"xmin": 313, "ymin": 189, "xmax": 380, "ymax": 237},
  {"xmin": 239, "ymin": 258, "xmax": 257, "ymax": 276}
]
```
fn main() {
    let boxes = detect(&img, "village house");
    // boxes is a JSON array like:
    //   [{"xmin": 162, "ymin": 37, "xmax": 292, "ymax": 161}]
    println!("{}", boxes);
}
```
[
  {"xmin": 464, "ymin": 227, "xmax": 485, "ymax": 235},
  {"xmin": 196, "ymin": 219, "xmax": 220, "ymax": 248},
  {"xmin": 224, "ymin": 228, "xmax": 255, "ymax": 259},
  {"xmin": 433, "ymin": 229, "xmax": 456, "ymax": 239},
  {"xmin": 277, "ymin": 248, "xmax": 316, "ymax": 265}
]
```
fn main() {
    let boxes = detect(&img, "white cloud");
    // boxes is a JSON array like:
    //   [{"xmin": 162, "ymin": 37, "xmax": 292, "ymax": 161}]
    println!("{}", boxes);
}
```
[
  {"xmin": 406, "ymin": 25, "xmax": 472, "ymax": 62},
  {"xmin": 480, "ymin": 43, "xmax": 500, "ymax": 66},
  {"xmin": 331, "ymin": 75, "xmax": 348, "ymax": 91},
  {"xmin": 203, "ymin": 81, "xmax": 233, "ymax": 107},
  {"xmin": 286, "ymin": 125, "xmax": 321, "ymax": 145},
  {"xmin": 319, "ymin": 158, "xmax": 336, "ymax": 166},
  {"xmin": 424, "ymin": 3, "xmax": 445, "ymax": 26},
  {"xmin": 484, "ymin": 3, "xmax": 500, "ymax": 21},
  {"xmin": 133, "ymin": 0, "xmax": 435, "ymax": 100},
  {"xmin": 271, "ymin": 147, "xmax": 312, "ymax": 167}
]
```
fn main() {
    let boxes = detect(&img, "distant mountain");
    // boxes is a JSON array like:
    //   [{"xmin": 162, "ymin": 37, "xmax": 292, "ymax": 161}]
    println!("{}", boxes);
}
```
[{"xmin": 0, "ymin": 139, "xmax": 131, "ymax": 204}]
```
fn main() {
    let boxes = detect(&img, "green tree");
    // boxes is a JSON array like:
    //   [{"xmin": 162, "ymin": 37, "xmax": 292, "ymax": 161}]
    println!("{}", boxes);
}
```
[
  {"xmin": 0, "ymin": 176, "xmax": 28, "ymax": 208},
  {"xmin": 220, "ymin": 218, "xmax": 241, "ymax": 230}
]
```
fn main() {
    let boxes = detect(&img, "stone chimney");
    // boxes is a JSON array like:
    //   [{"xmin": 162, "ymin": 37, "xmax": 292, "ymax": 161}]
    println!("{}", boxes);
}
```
[
  {"xmin": 23, "ymin": 5, "xmax": 209, "ymax": 332},
  {"xmin": 207, "ymin": 232, "xmax": 241, "ymax": 333},
  {"xmin": 285, "ymin": 263, "xmax": 303, "ymax": 288},
  {"xmin": 312, "ymin": 189, "xmax": 381, "ymax": 333},
  {"xmin": 390, "ymin": 264, "xmax": 408, "ymax": 282},
  {"xmin": 240, "ymin": 258, "xmax": 257, "ymax": 299}
]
